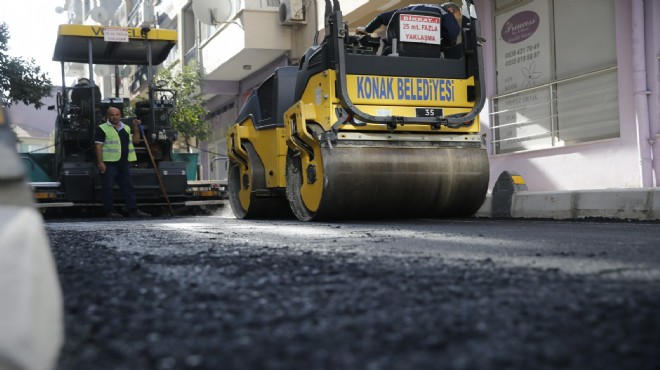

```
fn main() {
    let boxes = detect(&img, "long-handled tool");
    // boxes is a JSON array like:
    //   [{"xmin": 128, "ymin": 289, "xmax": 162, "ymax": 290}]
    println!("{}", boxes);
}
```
[{"xmin": 138, "ymin": 123, "xmax": 174, "ymax": 216}]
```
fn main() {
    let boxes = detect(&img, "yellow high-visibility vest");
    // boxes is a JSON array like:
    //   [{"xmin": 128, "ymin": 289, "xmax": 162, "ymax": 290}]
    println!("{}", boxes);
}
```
[{"xmin": 99, "ymin": 123, "xmax": 137, "ymax": 162}]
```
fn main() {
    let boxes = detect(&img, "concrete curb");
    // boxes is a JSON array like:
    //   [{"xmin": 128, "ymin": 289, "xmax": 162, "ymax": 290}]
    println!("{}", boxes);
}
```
[{"xmin": 476, "ymin": 188, "xmax": 660, "ymax": 221}]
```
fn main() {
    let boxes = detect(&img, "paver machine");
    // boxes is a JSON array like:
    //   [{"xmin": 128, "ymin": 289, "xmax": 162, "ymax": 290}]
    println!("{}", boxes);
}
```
[
  {"xmin": 226, "ymin": 0, "xmax": 487, "ymax": 221},
  {"xmin": 23, "ymin": 24, "xmax": 226, "ymax": 214}
]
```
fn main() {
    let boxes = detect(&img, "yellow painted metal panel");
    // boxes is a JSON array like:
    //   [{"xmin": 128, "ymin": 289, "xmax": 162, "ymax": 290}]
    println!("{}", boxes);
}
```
[
  {"xmin": 511, "ymin": 175, "xmax": 526, "ymax": 185},
  {"xmin": 345, "ymin": 74, "xmax": 475, "ymax": 107},
  {"xmin": 56, "ymin": 24, "xmax": 177, "ymax": 42},
  {"xmin": 53, "ymin": 24, "xmax": 177, "ymax": 65}
]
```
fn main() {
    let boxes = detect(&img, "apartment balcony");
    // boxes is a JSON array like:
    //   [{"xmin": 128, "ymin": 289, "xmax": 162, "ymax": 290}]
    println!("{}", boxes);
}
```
[{"xmin": 200, "ymin": 7, "xmax": 293, "ymax": 81}]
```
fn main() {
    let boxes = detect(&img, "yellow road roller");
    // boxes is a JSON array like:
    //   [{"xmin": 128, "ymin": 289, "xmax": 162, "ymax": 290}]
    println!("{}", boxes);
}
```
[{"xmin": 227, "ymin": 0, "xmax": 487, "ymax": 221}]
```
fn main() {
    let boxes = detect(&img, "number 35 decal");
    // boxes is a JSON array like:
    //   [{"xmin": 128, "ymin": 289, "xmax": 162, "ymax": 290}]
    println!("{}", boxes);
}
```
[{"xmin": 415, "ymin": 108, "xmax": 443, "ymax": 117}]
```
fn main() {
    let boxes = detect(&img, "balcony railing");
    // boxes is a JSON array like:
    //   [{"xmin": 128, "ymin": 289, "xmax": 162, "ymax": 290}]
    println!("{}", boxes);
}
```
[
  {"xmin": 246, "ymin": 0, "xmax": 281, "ymax": 10},
  {"xmin": 184, "ymin": 47, "xmax": 198, "ymax": 66}
]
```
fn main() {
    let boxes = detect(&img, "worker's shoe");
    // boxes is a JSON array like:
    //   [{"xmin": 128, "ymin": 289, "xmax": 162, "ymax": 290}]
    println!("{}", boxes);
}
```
[
  {"xmin": 104, "ymin": 211, "xmax": 124, "ymax": 218},
  {"xmin": 128, "ymin": 209, "xmax": 150, "ymax": 218}
]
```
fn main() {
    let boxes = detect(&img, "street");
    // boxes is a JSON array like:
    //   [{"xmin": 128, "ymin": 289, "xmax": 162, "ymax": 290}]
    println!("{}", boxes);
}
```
[{"xmin": 46, "ymin": 210, "xmax": 660, "ymax": 370}]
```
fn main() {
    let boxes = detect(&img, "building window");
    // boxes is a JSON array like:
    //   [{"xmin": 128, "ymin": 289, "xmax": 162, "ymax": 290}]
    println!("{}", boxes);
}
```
[
  {"xmin": 490, "ymin": 0, "xmax": 618, "ymax": 154},
  {"xmin": 183, "ymin": 4, "xmax": 197, "ymax": 65},
  {"xmin": 199, "ymin": 22, "xmax": 218, "ymax": 44}
]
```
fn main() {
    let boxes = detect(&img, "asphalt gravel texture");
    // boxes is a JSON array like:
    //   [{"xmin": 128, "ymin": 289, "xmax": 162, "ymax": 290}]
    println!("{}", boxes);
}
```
[{"xmin": 46, "ymin": 216, "xmax": 660, "ymax": 370}]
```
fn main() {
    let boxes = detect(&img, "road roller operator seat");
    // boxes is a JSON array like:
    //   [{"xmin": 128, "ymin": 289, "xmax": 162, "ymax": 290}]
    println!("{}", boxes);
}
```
[
  {"xmin": 69, "ymin": 82, "xmax": 101, "ymax": 122},
  {"xmin": 70, "ymin": 83, "xmax": 101, "ymax": 110}
]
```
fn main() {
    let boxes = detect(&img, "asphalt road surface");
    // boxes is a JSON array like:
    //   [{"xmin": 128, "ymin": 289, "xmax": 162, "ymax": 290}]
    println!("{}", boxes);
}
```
[{"xmin": 45, "ymin": 210, "xmax": 660, "ymax": 370}]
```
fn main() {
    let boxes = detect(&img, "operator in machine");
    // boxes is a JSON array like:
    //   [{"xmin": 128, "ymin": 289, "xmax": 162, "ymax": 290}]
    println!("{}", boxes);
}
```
[
  {"xmin": 95, "ymin": 107, "xmax": 150, "ymax": 218},
  {"xmin": 355, "ymin": 2, "xmax": 461, "ymax": 47}
]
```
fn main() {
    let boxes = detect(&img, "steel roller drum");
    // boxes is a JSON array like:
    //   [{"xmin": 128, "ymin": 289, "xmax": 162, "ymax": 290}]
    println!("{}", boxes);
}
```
[{"xmin": 287, "ymin": 144, "xmax": 490, "ymax": 221}]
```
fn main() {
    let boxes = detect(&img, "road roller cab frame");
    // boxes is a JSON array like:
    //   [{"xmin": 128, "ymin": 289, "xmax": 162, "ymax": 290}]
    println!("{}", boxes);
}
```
[
  {"xmin": 227, "ymin": 0, "xmax": 488, "ymax": 221},
  {"xmin": 22, "ymin": 25, "xmax": 226, "ymax": 215}
]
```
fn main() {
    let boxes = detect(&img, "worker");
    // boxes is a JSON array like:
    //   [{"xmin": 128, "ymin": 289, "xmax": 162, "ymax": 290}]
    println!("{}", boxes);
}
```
[
  {"xmin": 441, "ymin": 2, "xmax": 470, "ymax": 44},
  {"xmin": 95, "ymin": 107, "xmax": 150, "ymax": 218},
  {"xmin": 355, "ymin": 3, "xmax": 461, "ymax": 47}
]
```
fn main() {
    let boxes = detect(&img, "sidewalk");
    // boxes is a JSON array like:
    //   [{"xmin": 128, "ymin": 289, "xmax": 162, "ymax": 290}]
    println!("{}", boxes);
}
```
[{"xmin": 475, "ymin": 171, "xmax": 660, "ymax": 221}]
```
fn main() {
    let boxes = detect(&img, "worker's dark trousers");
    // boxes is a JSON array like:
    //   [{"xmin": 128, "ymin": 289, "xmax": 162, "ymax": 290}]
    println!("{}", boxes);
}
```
[{"xmin": 101, "ymin": 161, "xmax": 137, "ymax": 213}]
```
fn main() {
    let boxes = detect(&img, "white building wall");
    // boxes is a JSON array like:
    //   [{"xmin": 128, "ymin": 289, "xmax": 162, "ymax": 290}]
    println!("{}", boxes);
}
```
[
  {"xmin": 478, "ymin": 0, "xmax": 658, "ymax": 191},
  {"xmin": 647, "ymin": 0, "xmax": 660, "ymax": 186}
]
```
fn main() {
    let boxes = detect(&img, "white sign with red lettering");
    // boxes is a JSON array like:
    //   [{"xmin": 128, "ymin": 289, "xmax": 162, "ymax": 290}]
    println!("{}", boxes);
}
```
[
  {"xmin": 103, "ymin": 27, "xmax": 129, "ymax": 43},
  {"xmin": 399, "ymin": 14, "xmax": 441, "ymax": 45}
]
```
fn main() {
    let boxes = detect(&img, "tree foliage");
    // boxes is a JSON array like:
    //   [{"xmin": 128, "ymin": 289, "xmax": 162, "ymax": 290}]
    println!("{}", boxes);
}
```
[
  {"xmin": 0, "ymin": 23, "xmax": 53, "ymax": 108},
  {"xmin": 157, "ymin": 61, "xmax": 209, "ymax": 151}
]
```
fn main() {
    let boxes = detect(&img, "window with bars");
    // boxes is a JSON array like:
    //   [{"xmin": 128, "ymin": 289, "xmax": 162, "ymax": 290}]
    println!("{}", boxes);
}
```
[{"xmin": 490, "ymin": 0, "xmax": 618, "ymax": 154}]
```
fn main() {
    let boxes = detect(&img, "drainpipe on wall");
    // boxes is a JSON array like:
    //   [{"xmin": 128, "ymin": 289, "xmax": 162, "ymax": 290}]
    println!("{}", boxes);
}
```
[{"xmin": 631, "ymin": 0, "xmax": 655, "ymax": 187}]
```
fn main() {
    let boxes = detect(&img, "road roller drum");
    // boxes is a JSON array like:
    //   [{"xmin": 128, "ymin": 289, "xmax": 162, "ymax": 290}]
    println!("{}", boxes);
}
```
[{"xmin": 286, "ymin": 143, "xmax": 489, "ymax": 221}]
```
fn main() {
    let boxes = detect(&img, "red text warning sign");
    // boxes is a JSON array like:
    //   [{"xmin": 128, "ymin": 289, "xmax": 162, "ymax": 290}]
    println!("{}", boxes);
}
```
[
  {"xmin": 399, "ymin": 15, "xmax": 441, "ymax": 44},
  {"xmin": 103, "ymin": 27, "xmax": 129, "ymax": 42}
]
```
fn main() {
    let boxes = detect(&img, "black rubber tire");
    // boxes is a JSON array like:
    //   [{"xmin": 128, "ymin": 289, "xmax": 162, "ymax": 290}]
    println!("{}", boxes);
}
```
[
  {"xmin": 228, "ymin": 142, "xmax": 293, "ymax": 220},
  {"xmin": 285, "ymin": 150, "xmax": 316, "ymax": 221}
]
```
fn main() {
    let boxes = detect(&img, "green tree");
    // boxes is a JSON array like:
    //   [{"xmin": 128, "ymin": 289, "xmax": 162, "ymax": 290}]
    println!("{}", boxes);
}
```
[
  {"xmin": 0, "ymin": 23, "xmax": 53, "ymax": 108},
  {"xmin": 157, "ymin": 61, "xmax": 209, "ymax": 152}
]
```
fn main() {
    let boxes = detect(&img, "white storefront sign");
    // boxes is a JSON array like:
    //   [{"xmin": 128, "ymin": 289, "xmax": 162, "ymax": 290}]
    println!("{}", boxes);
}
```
[{"xmin": 494, "ymin": 0, "xmax": 552, "ymax": 152}]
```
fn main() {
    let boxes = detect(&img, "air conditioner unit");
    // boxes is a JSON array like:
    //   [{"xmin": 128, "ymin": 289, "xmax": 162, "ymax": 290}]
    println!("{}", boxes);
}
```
[
  {"xmin": 140, "ymin": 2, "xmax": 156, "ymax": 27},
  {"xmin": 131, "ymin": 1, "xmax": 156, "ymax": 27},
  {"xmin": 279, "ymin": 0, "xmax": 306, "ymax": 26}
]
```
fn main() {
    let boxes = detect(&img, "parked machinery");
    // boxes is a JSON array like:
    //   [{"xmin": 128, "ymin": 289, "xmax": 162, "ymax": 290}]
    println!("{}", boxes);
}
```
[{"xmin": 22, "ymin": 25, "xmax": 225, "ymax": 214}]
